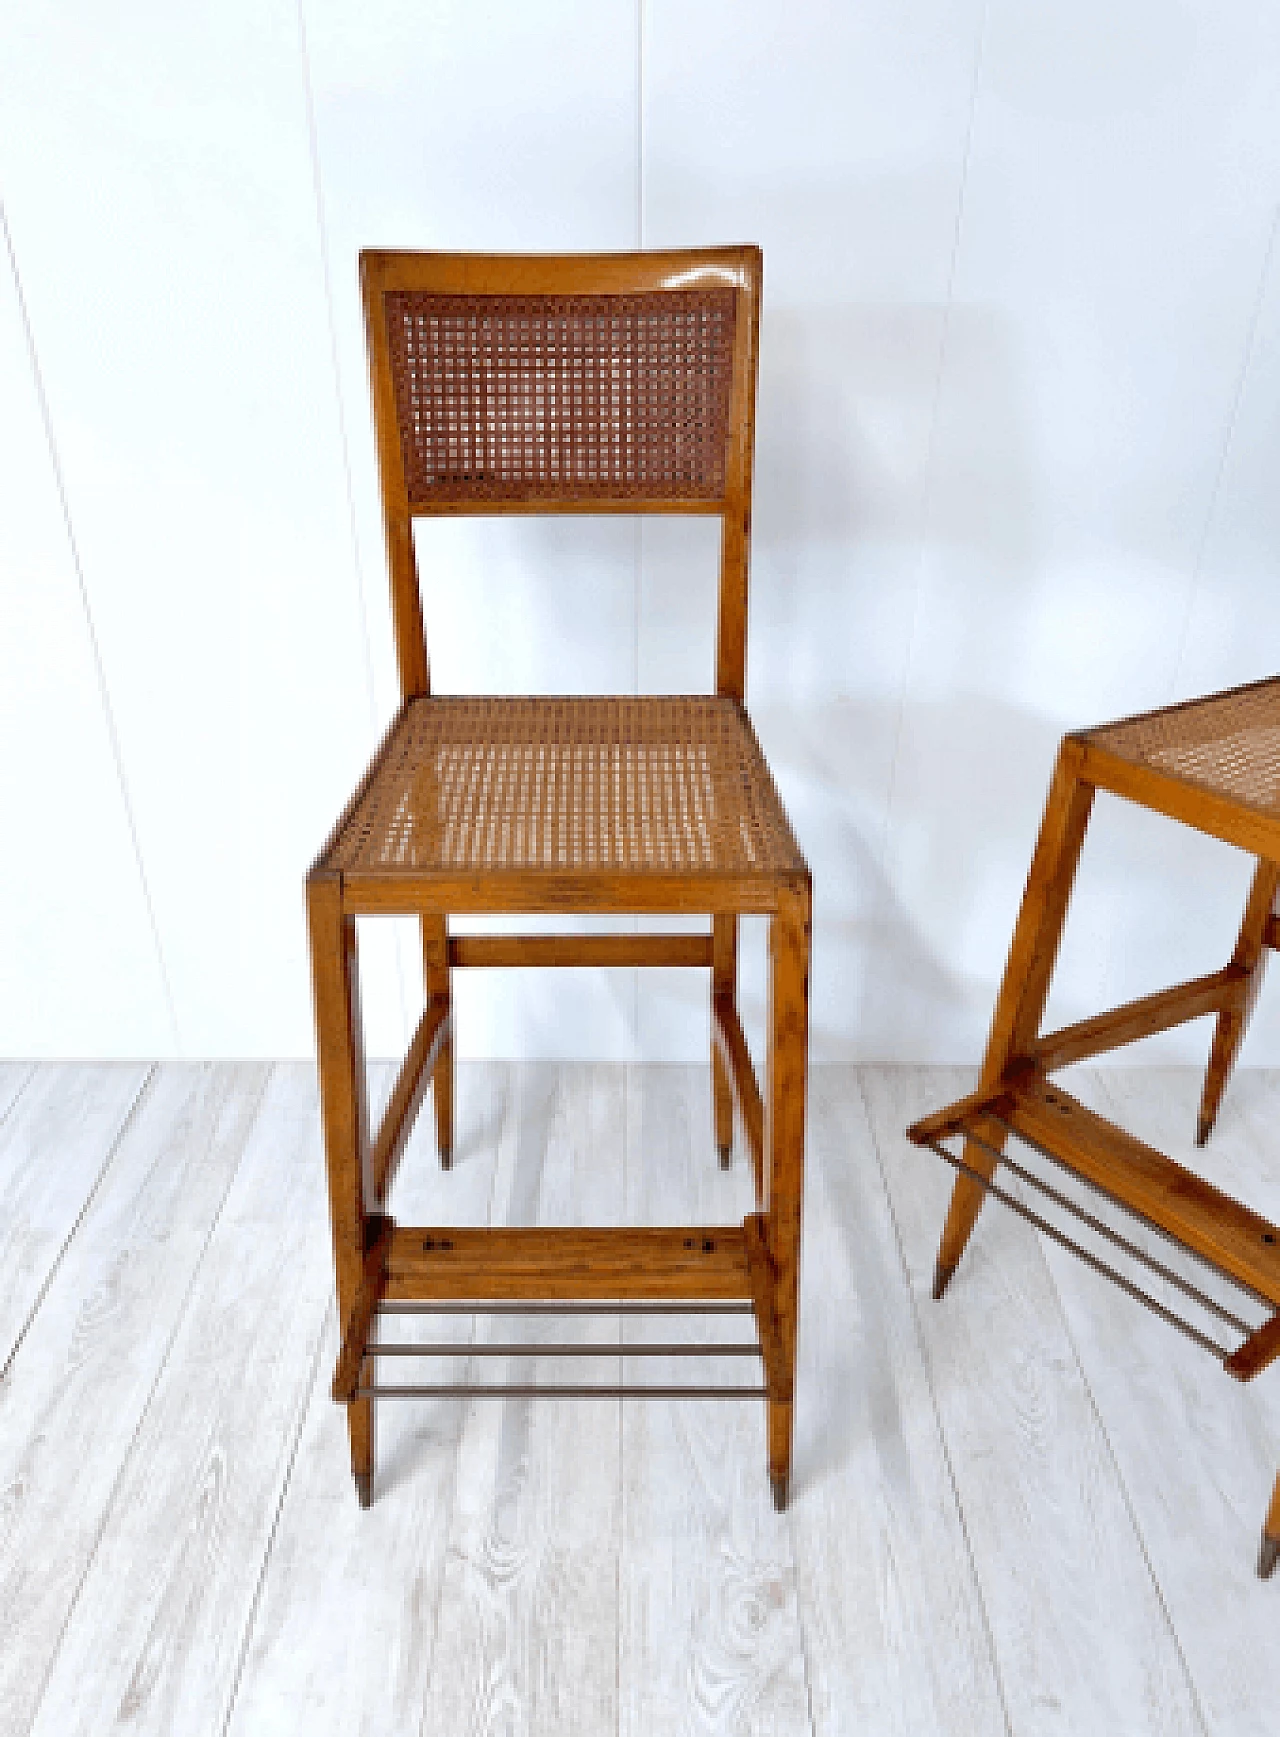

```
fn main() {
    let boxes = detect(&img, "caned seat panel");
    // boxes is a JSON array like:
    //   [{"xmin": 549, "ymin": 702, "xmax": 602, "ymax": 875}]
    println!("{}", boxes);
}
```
[
  {"xmin": 319, "ymin": 695, "xmax": 806, "ymax": 884},
  {"xmin": 1084, "ymin": 676, "xmax": 1280, "ymax": 822}
]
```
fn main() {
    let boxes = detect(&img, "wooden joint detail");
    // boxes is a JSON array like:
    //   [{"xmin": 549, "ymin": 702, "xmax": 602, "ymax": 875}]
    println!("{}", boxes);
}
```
[
  {"xmin": 1226, "ymin": 1312, "xmax": 1280, "ymax": 1382},
  {"xmin": 447, "ymin": 933, "xmax": 713, "ymax": 970},
  {"xmin": 907, "ymin": 1088, "xmax": 1016, "ymax": 1148},
  {"xmin": 712, "ymin": 994, "xmax": 764, "ymax": 1196},
  {"xmin": 371, "ymin": 995, "xmax": 452, "ymax": 1204},
  {"xmin": 332, "ymin": 1215, "xmax": 393, "ymax": 1402},
  {"xmin": 1028, "ymin": 967, "xmax": 1250, "ymax": 1074},
  {"xmin": 383, "ymin": 1224, "xmax": 751, "ymax": 1301},
  {"xmin": 744, "ymin": 1213, "xmax": 791, "ymax": 1401}
]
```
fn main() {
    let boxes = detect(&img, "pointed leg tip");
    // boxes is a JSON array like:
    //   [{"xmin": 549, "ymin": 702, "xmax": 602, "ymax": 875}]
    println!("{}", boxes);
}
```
[
  {"xmin": 1195, "ymin": 1115, "xmax": 1213, "ymax": 1148},
  {"xmin": 770, "ymin": 1471, "xmax": 789, "ymax": 1512},
  {"xmin": 932, "ymin": 1260, "xmax": 956, "ymax": 1302},
  {"xmin": 1260, "ymin": 1532, "xmax": 1279, "ymax": 1581},
  {"xmin": 355, "ymin": 1470, "xmax": 373, "ymax": 1510},
  {"xmin": 717, "ymin": 1144, "xmax": 733, "ymax": 1170},
  {"xmin": 439, "ymin": 1146, "xmax": 453, "ymax": 1171}
]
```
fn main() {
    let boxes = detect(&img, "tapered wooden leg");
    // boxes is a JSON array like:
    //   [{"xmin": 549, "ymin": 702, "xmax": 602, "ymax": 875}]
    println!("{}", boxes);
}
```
[
  {"xmin": 1261, "ymin": 1473, "xmax": 1280, "ymax": 1580},
  {"xmin": 712, "ymin": 914, "xmax": 738, "ymax": 1167},
  {"xmin": 307, "ymin": 873, "xmax": 375, "ymax": 1505},
  {"xmin": 421, "ymin": 914, "xmax": 454, "ymax": 1167},
  {"xmin": 1197, "ymin": 859, "xmax": 1280, "ymax": 1147},
  {"xmin": 934, "ymin": 742, "xmax": 1095, "ymax": 1299},
  {"xmin": 764, "ymin": 884, "xmax": 810, "ymax": 1508}
]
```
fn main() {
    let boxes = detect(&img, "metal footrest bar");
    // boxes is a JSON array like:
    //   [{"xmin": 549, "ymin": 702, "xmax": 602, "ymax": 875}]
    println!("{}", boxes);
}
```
[
  {"xmin": 919, "ymin": 1125, "xmax": 1263, "ymax": 1365},
  {"xmin": 977, "ymin": 1117, "xmax": 1256, "ymax": 1337},
  {"xmin": 356, "ymin": 1383, "xmax": 769, "ymax": 1400},
  {"xmin": 366, "ymin": 1342, "xmax": 762, "ymax": 1358},
  {"xmin": 377, "ymin": 1300, "xmax": 754, "ymax": 1316},
  {"xmin": 986, "ymin": 1108, "xmax": 1271, "ymax": 1320}
]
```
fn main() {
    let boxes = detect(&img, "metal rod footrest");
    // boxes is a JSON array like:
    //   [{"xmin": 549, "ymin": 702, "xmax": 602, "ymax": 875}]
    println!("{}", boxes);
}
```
[
  {"xmin": 348, "ymin": 1295, "xmax": 770, "ymax": 1403},
  {"xmin": 357, "ymin": 1383, "xmax": 768, "ymax": 1400},
  {"xmin": 921, "ymin": 1122, "xmax": 1270, "ymax": 1366},
  {"xmin": 377, "ymin": 1300, "xmax": 754, "ymax": 1316},
  {"xmin": 367, "ymin": 1342, "xmax": 762, "ymax": 1358}
]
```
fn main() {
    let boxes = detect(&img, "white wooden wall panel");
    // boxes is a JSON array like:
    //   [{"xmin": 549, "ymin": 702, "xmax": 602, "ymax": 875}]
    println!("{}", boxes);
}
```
[
  {"xmin": 0, "ymin": 236, "xmax": 172, "ymax": 1054},
  {"xmin": 639, "ymin": 0, "xmax": 988, "ymax": 1063},
  {"xmin": 300, "ymin": 0, "xmax": 644, "ymax": 1061},
  {"xmin": 0, "ymin": 1, "xmax": 380, "ymax": 1056},
  {"xmin": 4, "ymin": 2, "xmax": 1280, "ymax": 1063},
  {"xmin": 882, "ymin": 0, "xmax": 1280, "ymax": 1063}
]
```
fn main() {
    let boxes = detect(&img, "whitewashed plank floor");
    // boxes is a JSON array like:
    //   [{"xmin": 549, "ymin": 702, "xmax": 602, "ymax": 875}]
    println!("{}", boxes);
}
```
[{"xmin": 1, "ymin": 1063, "xmax": 1276, "ymax": 1736}]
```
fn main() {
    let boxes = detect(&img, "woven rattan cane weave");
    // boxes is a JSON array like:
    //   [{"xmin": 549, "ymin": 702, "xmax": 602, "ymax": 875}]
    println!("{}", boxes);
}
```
[
  {"xmin": 1085, "ymin": 675, "xmax": 1280, "ymax": 824},
  {"xmin": 318, "ymin": 696, "xmax": 804, "ymax": 883},
  {"xmin": 386, "ymin": 290, "xmax": 737, "ymax": 506},
  {"xmin": 306, "ymin": 247, "xmax": 811, "ymax": 1515},
  {"xmin": 909, "ymin": 682, "xmax": 1280, "ymax": 1578}
]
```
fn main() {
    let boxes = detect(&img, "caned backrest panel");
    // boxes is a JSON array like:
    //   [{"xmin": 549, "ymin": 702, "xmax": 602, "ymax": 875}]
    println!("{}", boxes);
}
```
[
  {"xmin": 359, "ymin": 249, "xmax": 762, "ymax": 700},
  {"xmin": 385, "ymin": 288, "xmax": 737, "ymax": 508}
]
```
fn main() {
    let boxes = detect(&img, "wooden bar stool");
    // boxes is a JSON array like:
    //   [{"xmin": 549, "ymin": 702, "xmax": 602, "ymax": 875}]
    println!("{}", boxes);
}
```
[
  {"xmin": 306, "ymin": 248, "xmax": 811, "ymax": 1510},
  {"xmin": 909, "ymin": 679, "xmax": 1280, "ymax": 1577}
]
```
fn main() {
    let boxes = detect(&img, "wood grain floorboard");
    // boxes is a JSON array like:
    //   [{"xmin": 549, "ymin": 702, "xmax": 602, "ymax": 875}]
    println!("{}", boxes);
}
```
[
  {"xmin": 224, "ymin": 1062, "xmax": 510, "ymax": 1737},
  {"xmin": 0, "ymin": 1062, "xmax": 268, "ymax": 1737},
  {"xmin": 11, "ymin": 1063, "xmax": 1279, "ymax": 1737},
  {"xmin": 24, "ymin": 1063, "xmax": 325, "ymax": 1737},
  {"xmin": 1033, "ymin": 1066, "xmax": 1280, "ymax": 1737},
  {"xmin": 422, "ymin": 1062, "xmax": 626, "ymax": 1737},
  {"xmin": 861, "ymin": 1068, "xmax": 1208, "ymax": 1737},
  {"xmin": 0, "ymin": 1060, "xmax": 35, "ymax": 1124},
  {"xmin": 619, "ymin": 1064, "xmax": 812, "ymax": 1737},
  {"xmin": 0, "ymin": 1061, "xmax": 150, "ymax": 1370},
  {"xmin": 788, "ymin": 1070, "xmax": 1008, "ymax": 1737}
]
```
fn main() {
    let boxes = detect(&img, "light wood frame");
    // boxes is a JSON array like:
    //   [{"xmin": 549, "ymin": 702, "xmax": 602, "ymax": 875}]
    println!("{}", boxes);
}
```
[
  {"xmin": 909, "ymin": 731, "xmax": 1280, "ymax": 1578},
  {"xmin": 307, "ymin": 247, "xmax": 811, "ymax": 1512}
]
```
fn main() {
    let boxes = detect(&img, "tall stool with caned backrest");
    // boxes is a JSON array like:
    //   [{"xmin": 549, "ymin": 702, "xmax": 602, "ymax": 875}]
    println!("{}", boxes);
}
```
[
  {"xmin": 909, "ymin": 679, "xmax": 1280, "ymax": 1578},
  {"xmin": 307, "ymin": 248, "xmax": 811, "ymax": 1510}
]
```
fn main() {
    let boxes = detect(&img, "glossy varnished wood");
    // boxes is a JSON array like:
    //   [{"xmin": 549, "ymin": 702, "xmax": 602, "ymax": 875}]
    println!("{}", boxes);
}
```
[
  {"xmin": 933, "ymin": 740, "xmax": 1095, "ymax": 1296},
  {"xmin": 448, "ymin": 932, "xmax": 713, "ymax": 969},
  {"xmin": 381, "ymin": 1224, "xmax": 751, "ymax": 1301},
  {"xmin": 1003, "ymin": 1077, "xmax": 1280, "ymax": 1310},
  {"xmin": 369, "ymin": 994, "xmax": 451, "ymax": 1200},
  {"xmin": 1197, "ymin": 859, "xmax": 1280, "ymax": 1146},
  {"xmin": 712, "ymin": 989, "xmax": 764, "ymax": 1196},
  {"xmin": 917, "ymin": 697, "xmax": 1280, "ymax": 1576},
  {"xmin": 307, "ymin": 246, "xmax": 809, "ymax": 1508},
  {"xmin": 1031, "ymin": 966, "xmax": 1247, "ymax": 1075}
]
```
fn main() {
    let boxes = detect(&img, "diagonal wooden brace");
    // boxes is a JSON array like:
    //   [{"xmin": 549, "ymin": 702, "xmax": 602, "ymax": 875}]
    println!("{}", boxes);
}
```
[
  {"xmin": 332, "ymin": 1215, "xmax": 394, "ymax": 1403},
  {"xmin": 371, "ymin": 996, "xmax": 452, "ymax": 1203},
  {"xmin": 713, "ymin": 994, "xmax": 765, "ymax": 1201}
]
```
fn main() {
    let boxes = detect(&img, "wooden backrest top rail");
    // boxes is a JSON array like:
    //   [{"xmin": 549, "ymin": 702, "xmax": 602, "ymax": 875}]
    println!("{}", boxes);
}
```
[{"xmin": 360, "ymin": 247, "xmax": 763, "ymax": 704}]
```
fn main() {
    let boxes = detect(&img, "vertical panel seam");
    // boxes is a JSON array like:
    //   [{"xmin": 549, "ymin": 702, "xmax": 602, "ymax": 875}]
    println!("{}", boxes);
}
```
[
  {"xmin": 876, "ymin": 0, "xmax": 991, "ymax": 878},
  {"xmin": 632, "ymin": 0, "xmax": 647, "ymax": 1042},
  {"xmin": 0, "ymin": 201, "xmax": 182, "ymax": 1052},
  {"xmin": 295, "ymin": 0, "xmax": 413, "ymax": 1045}
]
